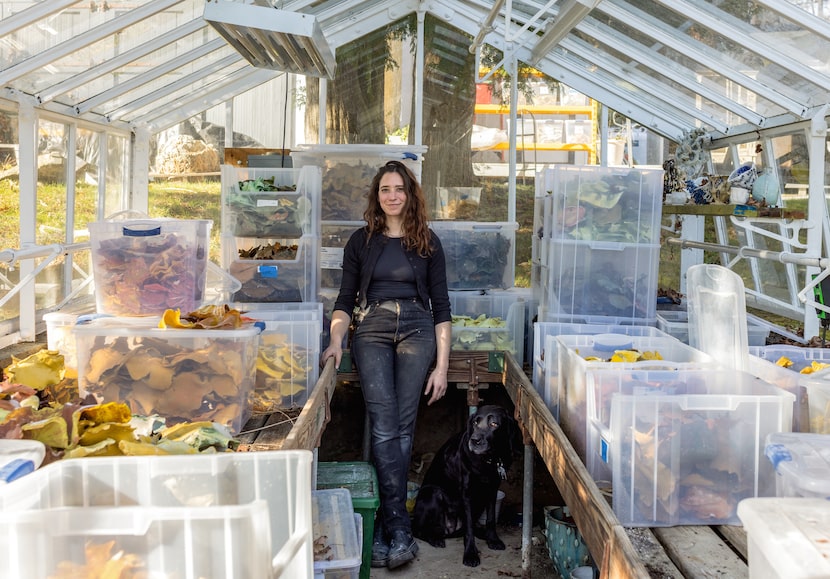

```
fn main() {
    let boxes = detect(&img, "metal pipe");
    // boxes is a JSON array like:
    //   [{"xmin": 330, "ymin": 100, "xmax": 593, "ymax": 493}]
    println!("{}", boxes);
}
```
[
  {"xmin": 521, "ymin": 443, "xmax": 534, "ymax": 577},
  {"xmin": 665, "ymin": 236, "xmax": 830, "ymax": 268},
  {"xmin": 414, "ymin": 9, "xmax": 425, "ymax": 147},
  {"xmin": 469, "ymin": 0, "xmax": 505, "ymax": 54},
  {"xmin": 0, "ymin": 242, "xmax": 90, "ymax": 266}
]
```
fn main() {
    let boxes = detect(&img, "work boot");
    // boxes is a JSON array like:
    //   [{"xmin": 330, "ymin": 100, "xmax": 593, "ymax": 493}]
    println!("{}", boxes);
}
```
[
  {"xmin": 371, "ymin": 529, "xmax": 389, "ymax": 568},
  {"xmin": 387, "ymin": 529, "xmax": 418, "ymax": 569}
]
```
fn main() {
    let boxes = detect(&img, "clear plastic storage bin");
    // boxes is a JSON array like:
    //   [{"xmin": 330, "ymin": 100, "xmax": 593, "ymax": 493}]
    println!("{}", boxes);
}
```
[
  {"xmin": 89, "ymin": 218, "xmax": 211, "ymax": 316},
  {"xmin": 608, "ymin": 370, "xmax": 794, "ymax": 526},
  {"xmin": 291, "ymin": 144, "xmax": 426, "ymax": 222},
  {"xmin": 545, "ymin": 165, "xmax": 663, "ymax": 244},
  {"xmin": 0, "ymin": 450, "xmax": 314, "ymax": 579},
  {"xmin": 226, "ymin": 235, "xmax": 318, "ymax": 303},
  {"xmin": 531, "ymin": 322, "xmax": 670, "ymax": 418},
  {"xmin": 542, "ymin": 239, "xmax": 660, "ymax": 325},
  {"xmin": 312, "ymin": 489, "xmax": 361, "ymax": 579},
  {"xmin": 74, "ymin": 316, "xmax": 260, "ymax": 434},
  {"xmin": 553, "ymin": 333, "xmax": 710, "ymax": 463},
  {"xmin": 765, "ymin": 432, "xmax": 830, "ymax": 498},
  {"xmin": 449, "ymin": 290, "xmax": 526, "ymax": 362},
  {"xmin": 738, "ymin": 498, "xmax": 830, "ymax": 579},
  {"xmin": 748, "ymin": 344, "xmax": 830, "ymax": 374},
  {"xmin": 221, "ymin": 165, "xmax": 321, "ymax": 237},
  {"xmin": 797, "ymin": 368, "xmax": 830, "ymax": 434},
  {"xmin": 430, "ymin": 221, "xmax": 518, "ymax": 290},
  {"xmin": 320, "ymin": 221, "xmax": 363, "ymax": 290},
  {"xmin": 43, "ymin": 312, "xmax": 79, "ymax": 377},
  {"xmin": 244, "ymin": 305, "xmax": 323, "ymax": 411}
]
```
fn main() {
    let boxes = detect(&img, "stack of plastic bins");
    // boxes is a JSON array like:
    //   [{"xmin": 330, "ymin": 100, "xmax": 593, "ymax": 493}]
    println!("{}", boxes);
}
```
[
  {"xmin": 316, "ymin": 462, "xmax": 380, "ymax": 579},
  {"xmin": 88, "ymin": 218, "xmax": 212, "ymax": 316},
  {"xmin": 73, "ymin": 316, "xmax": 260, "ymax": 435},
  {"xmin": 312, "ymin": 489, "xmax": 362, "ymax": 578},
  {"xmin": 536, "ymin": 165, "xmax": 663, "ymax": 326},
  {"xmin": 0, "ymin": 451, "xmax": 314, "ymax": 579},
  {"xmin": 430, "ymin": 221, "xmax": 518, "ymax": 291},
  {"xmin": 220, "ymin": 164, "xmax": 321, "ymax": 303},
  {"xmin": 449, "ymin": 290, "xmax": 526, "ymax": 364},
  {"xmin": 531, "ymin": 322, "xmax": 671, "ymax": 420},
  {"xmin": 738, "ymin": 498, "xmax": 830, "ymax": 579},
  {"xmin": 553, "ymin": 333, "xmax": 711, "ymax": 472},
  {"xmin": 764, "ymin": 432, "xmax": 830, "ymax": 498},
  {"xmin": 242, "ymin": 303, "xmax": 324, "ymax": 411},
  {"xmin": 605, "ymin": 370, "xmax": 794, "ymax": 526}
]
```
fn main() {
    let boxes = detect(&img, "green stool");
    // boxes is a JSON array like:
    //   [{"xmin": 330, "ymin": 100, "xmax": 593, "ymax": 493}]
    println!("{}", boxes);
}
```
[{"xmin": 317, "ymin": 462, "xmax": 380, "ymax": 579}]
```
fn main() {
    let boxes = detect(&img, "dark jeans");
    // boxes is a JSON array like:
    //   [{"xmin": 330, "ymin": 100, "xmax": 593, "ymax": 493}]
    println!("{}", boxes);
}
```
[{"xmin": 352, "ymin": 298, "xmax": 437, "ymax": 536}]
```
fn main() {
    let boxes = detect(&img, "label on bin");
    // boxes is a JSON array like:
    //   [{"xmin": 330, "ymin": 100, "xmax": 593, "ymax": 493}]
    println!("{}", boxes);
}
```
[
  {"xmin": 601, "ymin": 438, "xmax": 609, "ymax": 463},
  {"xmin": 257, "ymin": 199, "xmax": 280, "ymax": 207},
  {"xmin": 258, "ymin": 265, "xmax": 278, "ymax": 278},
  {"xmin": 320, "ymin": 247, "xmax": 344, "ymax": 269}
]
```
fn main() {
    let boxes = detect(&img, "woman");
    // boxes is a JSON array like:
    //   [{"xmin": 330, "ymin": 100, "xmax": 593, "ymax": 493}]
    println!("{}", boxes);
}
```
[{"xmin": 321, "ymin": 160, "xmax": 451, "ymax": 569}]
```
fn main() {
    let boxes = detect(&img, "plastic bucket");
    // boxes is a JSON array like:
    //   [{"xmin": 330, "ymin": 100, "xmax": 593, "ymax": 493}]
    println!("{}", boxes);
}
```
[{"xmin": 544, "ymin": 506, "xmax": 592, "ymax": 579}]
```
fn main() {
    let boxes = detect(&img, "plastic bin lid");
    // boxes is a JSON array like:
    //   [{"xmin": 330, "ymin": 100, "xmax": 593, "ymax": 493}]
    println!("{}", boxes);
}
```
[
  {"xmin": 317, "ymin": 462, "xmax": 380, "ymax": 509},
  {"xmin": 765, "ymin": 432, "xmax": 830, "ymax": 496}
]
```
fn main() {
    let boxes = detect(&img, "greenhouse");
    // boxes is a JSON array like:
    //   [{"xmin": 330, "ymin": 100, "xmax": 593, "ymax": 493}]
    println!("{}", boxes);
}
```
[{"xmin": 0, "ymin": 1, "xmax": 829, "ymax": 578}]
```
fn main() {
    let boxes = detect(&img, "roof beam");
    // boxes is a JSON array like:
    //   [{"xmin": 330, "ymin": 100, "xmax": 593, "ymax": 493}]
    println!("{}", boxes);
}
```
[
  {"xmin": 0, "ymin": 0, "xmax": 77, "ymax": 38},
  {"xmin": 137, "ymin": 68, "xmax": 282, "ymax": 133},
  {"xmin": 0, "ymin": 0, "xmax": 186, "ymax": 86},
  {"xmin": 599, "ymin": 0, "xmax": 809, "ymax": 117},
  {"xmin": 36, "ymin": 18, "xmax": 209, "ymax": 105},
  {"xmin": 578, "ymin": 19, "xmax": 765, "ymax": 127},
  {"xmin": 529, "ymin": 0, "xmax": 601, "ymax": 65},
  {"xmin": 73, "ymin": 39, "xmax": 227, "ymax": 115},
  {"xmin": 106, "ymin": 54, "xmax": 245, "ymax": 122}
]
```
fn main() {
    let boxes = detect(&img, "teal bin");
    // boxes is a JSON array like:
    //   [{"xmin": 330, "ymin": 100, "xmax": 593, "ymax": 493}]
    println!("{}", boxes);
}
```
[
  {"xmin": 317, "ymin": 461, "xmax": 380, "ymax": 579},
  {"xmin": 544, "ymin": 505, "xmax": 592, "ymax": 578}
]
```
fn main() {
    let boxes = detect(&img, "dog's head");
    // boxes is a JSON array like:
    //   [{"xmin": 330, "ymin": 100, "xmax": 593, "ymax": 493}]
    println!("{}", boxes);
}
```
[{"xmin": 465, "ymin": 405, "xmax": 518, "ymax": 468}]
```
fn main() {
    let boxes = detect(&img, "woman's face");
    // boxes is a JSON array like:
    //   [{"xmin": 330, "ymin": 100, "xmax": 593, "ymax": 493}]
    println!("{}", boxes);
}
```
[{"xmin": 378, "ymin": 171, "xmax": 407, "ymax": 218}]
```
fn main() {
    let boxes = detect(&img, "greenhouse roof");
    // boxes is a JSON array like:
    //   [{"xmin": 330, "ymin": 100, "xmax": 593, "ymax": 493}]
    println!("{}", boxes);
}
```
[{"xmin": 1, "ymin": 0, "xmax": 828, "ymax": 141}]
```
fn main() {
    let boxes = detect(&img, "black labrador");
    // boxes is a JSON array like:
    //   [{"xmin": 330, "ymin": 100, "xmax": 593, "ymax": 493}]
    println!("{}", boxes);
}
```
[{"xmin": 412, "ymin": 404, "xmax": 518, "ymax": 567}]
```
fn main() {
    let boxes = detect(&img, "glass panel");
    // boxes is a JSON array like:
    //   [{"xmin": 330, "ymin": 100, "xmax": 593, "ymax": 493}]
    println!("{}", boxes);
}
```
[
  {"xmin": 7, "ymin": 0, "xmax": 207, "ymax": 96},
  {"xmin": 771, "ymin": 131, "xmax": 810, "ymax": 202},
  {"xmin": 0, "ymin": 108, "xmax": 19, "ymax": 251},
  {"xmin": 36, "ymin": 119, "xmax": 68, "ymax": 246},
  {"xmin": 104, "ymin": 133, "xmax": 127, "ymax": 217}
]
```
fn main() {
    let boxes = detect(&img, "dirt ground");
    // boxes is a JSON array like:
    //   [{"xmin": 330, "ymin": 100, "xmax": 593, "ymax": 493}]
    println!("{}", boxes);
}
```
[{"xmin": 318, "ymin": 381, "xmax": 584, "ymax": 579}]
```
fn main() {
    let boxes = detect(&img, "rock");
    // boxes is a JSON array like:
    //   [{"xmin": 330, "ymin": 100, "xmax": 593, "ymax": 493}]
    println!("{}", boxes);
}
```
[{"xmin": 155, "ymin": 135, "xmax": 220, "ymax": 176}]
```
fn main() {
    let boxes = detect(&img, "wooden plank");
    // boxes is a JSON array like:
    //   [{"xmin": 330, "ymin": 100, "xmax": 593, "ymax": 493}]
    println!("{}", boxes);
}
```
[
  {"xmin": 715, "ymin": 525, "xmax": 748, "ymax": 560},
  {"xmin": 652, "ymin": 526, "xmax": 748, "ymax": 579},
  {"xmin": 662, "ymin": 203, "xmax": 803, "ymax": 219},
  {"xmin": 335, "ymin": 350, "xmax": 503, "ymax": 385},
  {"xmin": 502, "ymin": 353, "xmax": 651, "ymax": 579},
  {"xmin": 622, "ymin": 528, "xmax": 684, "ymax": 579},
  {"xmin": 282, "ymin": 358, "xmax": 337, "ymax": 451},
  {"xmin": 236, "ymin": 414, "xmax": 269, "ymax": 451}
]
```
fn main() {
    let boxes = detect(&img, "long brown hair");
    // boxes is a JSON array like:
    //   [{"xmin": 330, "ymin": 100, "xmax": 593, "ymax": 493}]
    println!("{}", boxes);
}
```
[{"xmin": 364, "ymin": 160, "xmax": 433, "ymax": 256}]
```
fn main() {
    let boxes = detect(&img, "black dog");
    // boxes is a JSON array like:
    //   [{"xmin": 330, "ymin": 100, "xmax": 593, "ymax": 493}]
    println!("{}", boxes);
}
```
[{"xmin": 412, "ymin": 405, "xmax": 517, "ymax": 567}]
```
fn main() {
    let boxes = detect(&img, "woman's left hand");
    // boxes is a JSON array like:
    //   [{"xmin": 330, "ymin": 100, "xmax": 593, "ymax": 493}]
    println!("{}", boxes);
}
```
[{"xmin": 425, "ymin": 367, "xmax": 448, "ymax": 406}]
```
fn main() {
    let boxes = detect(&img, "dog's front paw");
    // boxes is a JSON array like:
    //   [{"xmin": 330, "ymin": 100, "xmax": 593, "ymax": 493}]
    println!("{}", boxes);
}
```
[
  {"xmin": 462, "ymin": 549, "xmax": 481, "ymax": 567},
  {"xmin": 486, "ymin": 536, "xmax": 506, "ymax": 550},
  {"xmin": 428, "ymin": 538, "xmax": 446, "ymax": 548}
]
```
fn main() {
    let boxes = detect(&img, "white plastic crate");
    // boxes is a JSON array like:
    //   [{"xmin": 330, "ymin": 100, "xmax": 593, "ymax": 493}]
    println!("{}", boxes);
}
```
[
  {"xmin": 226, "ymin": 234, "xmax": 319, "ymax": 303},
  {"xmin": 553, "ymin": 333, "xmax": 711, "ymax": 463},
  {"xmin": 541, "ymin": 239, "xmax": 660, "ymax": 325},
  {"xmin": 0, "ymin": 450, "xmax": 314, "ymax": 579},
  {"xmin": 244, "ymin": 306, "xmax": 323, "ymax": 411},
  {"xmin": 291, "ymin": 144, "xmax": 426, "ymax": 222},
  {"xmin": 312, "ymin": 489, "xmax": 361, "ymax": 579},
  {"xmin": 221, "ymin": 164, "xmax": 321, "ymax": 237},
  {"xmin": 449, "ymin": 290, "xmax": 526, "ymax": 362},
  {"xmin": 531, "ymin": 322, "xmax": 669, "ymax": 419},
  {"xmin": 74, "ymin": 316, "xmax": 260, "ymax": 434},
  {"xmin": 738, "ymin": 498, "xmax": 830, "ymax": 579},
  {"xmin": 430, "ymin": 221, "xmax": 518, "ymax": 290},
  {"xmin": 607, "ymin": 370, "xmax": 794, "ymax": 526}
]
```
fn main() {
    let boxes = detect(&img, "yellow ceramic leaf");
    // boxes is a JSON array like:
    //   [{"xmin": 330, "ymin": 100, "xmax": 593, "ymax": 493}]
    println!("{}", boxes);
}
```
[
  {"xmin": 279, "ymin": 381, "xmax": 306, "ymax": 397},
  {"xmin": 79, "ymin": 422, "xmax": 136, "ymax": 446},
  {"xmin": 65, "ymin": 438, "xmax": 121, "ymax": 458},
  {"xmin": 640, "ymin": 350, "xmax": 663, "ymax": 361},
  {"xmin": 5, "ymin": 349, "xmax": 64, "ymax": 390},
  {"xmin": 118, "ymin": 439, "xmax": 194, "ymax": 456},
  {"xmin": 776, "ymin": 356, "xmax": 794, "ymax": 368},
  {"xmin": 22, "ymin": 414, "xmax": 69, "ymax": 449},
  {"xmin": 610, "ymin": 350, "xmax": 641, "ymax": 363},
  {"xmin": 159, "ymin": 308, "xmax": 194, "ymax": 329},
  {"xmin": 583, "ymin": 356, "xmax": 603, "ymax": 362},
  {"xmin": 79, "ymin": 401, "xmax": 133, "ymax": 425}
]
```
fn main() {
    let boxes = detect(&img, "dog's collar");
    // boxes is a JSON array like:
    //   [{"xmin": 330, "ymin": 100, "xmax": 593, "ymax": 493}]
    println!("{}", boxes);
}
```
[{"xmin": 485, "ymin": 457, "xmax": 507, "ymax": 480}]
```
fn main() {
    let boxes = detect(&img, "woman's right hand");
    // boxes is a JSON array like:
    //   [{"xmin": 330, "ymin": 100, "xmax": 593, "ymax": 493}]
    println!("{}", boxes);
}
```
[{"xmin": 321, "ymin": 343, "xmax": 342, "ymax": 370}]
